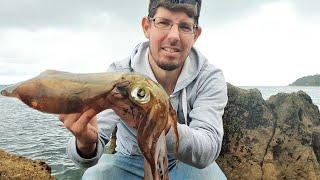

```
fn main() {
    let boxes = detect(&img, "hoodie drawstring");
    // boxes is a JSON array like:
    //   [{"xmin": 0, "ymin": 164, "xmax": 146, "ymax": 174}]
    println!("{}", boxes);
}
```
[{"xmin": 182, "ymin": 88, "xmax": 188, "ymax": 125}]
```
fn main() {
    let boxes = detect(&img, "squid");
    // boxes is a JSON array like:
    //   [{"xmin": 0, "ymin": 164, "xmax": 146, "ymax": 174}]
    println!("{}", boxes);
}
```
[{"xmin": 1, "ymin": 70, "xmax": 179, "ymax": 180}]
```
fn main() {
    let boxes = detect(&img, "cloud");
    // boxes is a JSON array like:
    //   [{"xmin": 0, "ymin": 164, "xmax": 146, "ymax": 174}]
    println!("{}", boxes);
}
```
[
  {"xmin": 0, "ymin": 0, "xmax": 319, "ymax": 85},
  {"xmin": 197, "ymin": 1, "xmax": 320, "ymax": 86},
  {"xmin": 0, "ymin": 0, "xmax": 148, "ymax": 29},
  {"xmin": 293, "ymin": 0, "xmax": 320, "ymax": 23},
  {"xmin": 1, "ymin": 0, "xmax": 318, "ymax": 31},
  {"xmin": 200, "ymin": 0, "xmax": 265, "ymax": 25},
  {"xmin": 0, "ymin": 23, "xmax": 146, "ymax": 84},
  {"xmin": 1, "ymin": 0, "xmax": 319, "ymax": 29}
]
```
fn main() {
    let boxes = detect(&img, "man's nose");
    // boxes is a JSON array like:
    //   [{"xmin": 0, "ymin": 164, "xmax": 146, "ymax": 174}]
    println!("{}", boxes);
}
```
[{"xmin": 166, "ymin": 24, "xmax": 180, "ymax": 42}]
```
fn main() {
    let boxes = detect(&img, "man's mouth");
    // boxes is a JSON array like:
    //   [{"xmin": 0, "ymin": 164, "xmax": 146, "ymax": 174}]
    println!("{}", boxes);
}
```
[{"xmin": 162, "ymin": 47, "xmax": 181, "ymax": 53}]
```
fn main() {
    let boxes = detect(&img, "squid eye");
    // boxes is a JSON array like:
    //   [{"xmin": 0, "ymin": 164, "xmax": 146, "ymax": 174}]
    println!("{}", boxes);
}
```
[{"xmin": 130, "ymin": 86, "xmax": 150, "ymax": 104}]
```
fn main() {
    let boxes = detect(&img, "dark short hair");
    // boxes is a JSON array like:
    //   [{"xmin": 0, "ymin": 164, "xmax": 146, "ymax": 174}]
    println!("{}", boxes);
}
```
[{"xmin": 148, "ymin": 0, "xmax": 202, "ymax": 24}]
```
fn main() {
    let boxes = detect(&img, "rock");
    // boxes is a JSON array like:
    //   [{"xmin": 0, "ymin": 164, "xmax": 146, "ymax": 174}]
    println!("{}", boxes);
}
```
[
  {"xmin": 0, "ymin": 149, "xmax": 55, "ymax": 180},
  {"xmin": 217, "ymin": 84, "xmax": 320, "ymax": 180}
]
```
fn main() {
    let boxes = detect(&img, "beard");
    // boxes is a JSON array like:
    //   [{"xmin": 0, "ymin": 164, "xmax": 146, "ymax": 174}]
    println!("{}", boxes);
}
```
[{"xmin": 156, "ymin": 60, "xmax": 180, "ymax": 71}]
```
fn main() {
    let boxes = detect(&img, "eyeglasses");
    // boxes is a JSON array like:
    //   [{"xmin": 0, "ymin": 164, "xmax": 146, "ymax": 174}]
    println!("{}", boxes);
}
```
[
  {"xmin": 149, "ymin": 17, "xmax": 198, "ymax": 34},
  {"xmin": 169, "ymin": 0, "xmax": 200, "ymax": 5}
]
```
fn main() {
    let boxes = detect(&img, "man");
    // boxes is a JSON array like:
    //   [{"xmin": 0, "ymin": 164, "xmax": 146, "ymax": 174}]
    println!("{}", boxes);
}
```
[{"xmin": 60, "ymin": 0, "xmax": 228, "ymax": 179}]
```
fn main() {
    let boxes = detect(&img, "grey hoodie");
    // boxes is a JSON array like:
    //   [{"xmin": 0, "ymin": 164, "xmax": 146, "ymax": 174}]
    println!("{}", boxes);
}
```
[{"xmin": 67, "ymin": 41, "xmax": 228, "ymax": 169}]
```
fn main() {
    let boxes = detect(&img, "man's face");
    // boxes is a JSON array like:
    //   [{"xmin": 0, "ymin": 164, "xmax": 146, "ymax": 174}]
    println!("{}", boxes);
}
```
[{"xmin": 142, "ymin": 7, "xmax": 201, "ymax": 71}]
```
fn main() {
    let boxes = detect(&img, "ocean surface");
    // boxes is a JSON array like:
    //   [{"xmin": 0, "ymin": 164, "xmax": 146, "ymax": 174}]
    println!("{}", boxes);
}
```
[{"xmin": 0, "ymin": 85, "xmax": 319, "ymax": 179}]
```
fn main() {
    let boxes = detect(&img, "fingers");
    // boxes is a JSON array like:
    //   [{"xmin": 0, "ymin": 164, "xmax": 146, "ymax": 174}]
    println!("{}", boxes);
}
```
[
  {"xmin": 72, "ymin": 109, "xmax": 97, "ymax": 136},
  {"xmin": 58, "ymin": 109, "xmax": 97, "ymax": 136},
  {"xmin": 59, "ymin": 114, "xmax": 67, "ymax": 122},
  {"xmin": 62, "ymin": 113, "xmax": 82, "ymax": 130}
]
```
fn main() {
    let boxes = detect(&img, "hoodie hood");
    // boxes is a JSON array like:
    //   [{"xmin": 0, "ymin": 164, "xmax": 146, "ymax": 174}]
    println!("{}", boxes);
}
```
[{"xmin": 130, "ymin": 41, "xmax": 208, "ymax": 94}]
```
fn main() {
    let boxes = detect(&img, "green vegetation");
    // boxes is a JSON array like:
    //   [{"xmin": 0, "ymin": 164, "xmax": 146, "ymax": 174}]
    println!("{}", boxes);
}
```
[{"xmin": 290, "ymin": 74, "xmax": 320, "ymax": 86}]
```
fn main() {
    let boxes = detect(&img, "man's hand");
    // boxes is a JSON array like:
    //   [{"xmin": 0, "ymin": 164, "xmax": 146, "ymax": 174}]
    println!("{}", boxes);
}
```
[
  {"xmin": 58, "ymin": 94, "xmax": 143, "ymax": 158},
  {"xmin": 59, "ymin": 109, "xmax": 98, "ymax": 158}
]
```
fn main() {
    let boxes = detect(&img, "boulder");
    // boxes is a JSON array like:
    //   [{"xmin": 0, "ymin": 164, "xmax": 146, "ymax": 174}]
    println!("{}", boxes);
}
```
[
  {"xmin": 0, "ymin": 149, "xmax": 55, "ymax": 180},
  {"xmin": 217, "ymin": 84, "xmax": 320, "ymax": 180}
]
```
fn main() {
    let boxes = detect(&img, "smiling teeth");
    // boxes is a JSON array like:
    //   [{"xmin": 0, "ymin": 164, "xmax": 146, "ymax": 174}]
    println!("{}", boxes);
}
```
[{"xmin": 163, "ymin": 48, "xmax": 178, "ymax": 53}]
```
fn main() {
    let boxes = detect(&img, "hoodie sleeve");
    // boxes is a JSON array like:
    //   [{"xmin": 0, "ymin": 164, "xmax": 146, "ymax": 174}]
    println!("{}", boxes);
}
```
[{"xmin": 166, "ymin": 67, "xmax": 228, "ymax": 169}]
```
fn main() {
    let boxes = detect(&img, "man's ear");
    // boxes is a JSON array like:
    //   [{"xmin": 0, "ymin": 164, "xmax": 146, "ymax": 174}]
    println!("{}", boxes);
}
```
[
  {"xmin": 193, "ymin": 26, "xmax": 202, "ymax": 42},
  {"xmin": 142, "ymin": 17, "xmax": 151, "ymax": 39}
]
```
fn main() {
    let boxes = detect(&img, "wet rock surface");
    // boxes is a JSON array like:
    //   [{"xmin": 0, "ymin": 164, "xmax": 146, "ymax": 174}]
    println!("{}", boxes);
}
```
[
  {"xmin": 0, "ymin": 149, "xmax": 55, "ymax": 180},
  {"xmin": 217, "ymin": 84, "xmax": 320, "ymax": 180}
]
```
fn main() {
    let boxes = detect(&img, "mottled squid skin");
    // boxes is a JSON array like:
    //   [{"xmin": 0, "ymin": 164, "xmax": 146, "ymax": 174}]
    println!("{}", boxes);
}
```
[{"xmin": 1, "ymin": 70, "xmax": 179, "ymax": 180}]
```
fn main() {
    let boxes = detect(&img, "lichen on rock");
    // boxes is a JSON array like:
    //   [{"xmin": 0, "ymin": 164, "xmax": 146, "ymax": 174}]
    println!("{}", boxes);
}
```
[
  {"xmin": 0, "ymin": 149, "xmax": 55, "ymax": 180},
  {"xmin": 217, "ymin": 84, "xmax": 320, "ymax": 180}
]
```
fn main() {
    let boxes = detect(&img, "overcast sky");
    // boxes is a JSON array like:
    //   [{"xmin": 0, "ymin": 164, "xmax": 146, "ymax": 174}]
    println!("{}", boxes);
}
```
[{"xmin": 0, "ymin": 0, "xmax": 319, "ymax": 86}]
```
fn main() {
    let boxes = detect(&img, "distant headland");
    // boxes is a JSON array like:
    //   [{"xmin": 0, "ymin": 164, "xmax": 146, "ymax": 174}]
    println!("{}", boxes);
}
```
[{"xmin": 289, "ymin": 74, "xmax": 320, "ymax": 86}]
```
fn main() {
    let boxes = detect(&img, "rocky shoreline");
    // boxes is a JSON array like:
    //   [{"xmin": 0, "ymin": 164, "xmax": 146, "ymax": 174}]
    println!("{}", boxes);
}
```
[
  {"xmin": 0, "ymin": 84, "xmax": 319, "ymax": 179},
  {"xmin": 217, "ymin": 84, "xmax": 320, "ymax": 179},
  {"xmin": 0, "ymin": 149, "xmax": 55, "ymax": 179}
]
